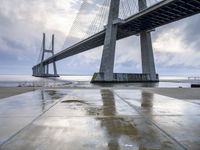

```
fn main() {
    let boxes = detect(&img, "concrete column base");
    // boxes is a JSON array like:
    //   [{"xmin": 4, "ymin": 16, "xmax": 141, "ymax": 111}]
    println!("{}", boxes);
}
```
[
  {"xmin": 33, "ymin": 74, "xmax": 59, "ymax": 78},
  {"xmin": 91, "ymin": 73, "xmax": 159, "ymax": 83}
]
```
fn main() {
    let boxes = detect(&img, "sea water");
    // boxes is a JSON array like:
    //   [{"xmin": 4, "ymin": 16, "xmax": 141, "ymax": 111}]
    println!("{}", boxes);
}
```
[{"xmin": 0, "ymin": 74, "xmax": 199, "ymax": 88}]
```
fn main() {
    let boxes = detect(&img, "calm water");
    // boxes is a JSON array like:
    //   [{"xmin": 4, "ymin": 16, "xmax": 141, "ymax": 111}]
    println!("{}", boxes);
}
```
[
  {"xmin": 0, "ymin": 75, "xmax": 199, "ymax": 88},
  {"xmin": 0, "ymin": 75, "xmax": 92, "ymax": 87}
]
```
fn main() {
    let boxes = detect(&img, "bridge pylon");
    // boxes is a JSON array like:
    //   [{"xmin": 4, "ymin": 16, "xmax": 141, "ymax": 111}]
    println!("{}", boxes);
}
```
[
  {"xmin": 32, "ymin": 33, "xmax": 59, "ymax": 77},
  {"xmin": 91, "ymin": 0, "xmax": 159, "ymax": 83},
  {"xmin": 138, "ymin": 0, "xmax": 159, "ymax": 82},
  {"xmin": 92, "ymin": 0, "xmax": 120, "ymax": 82}
]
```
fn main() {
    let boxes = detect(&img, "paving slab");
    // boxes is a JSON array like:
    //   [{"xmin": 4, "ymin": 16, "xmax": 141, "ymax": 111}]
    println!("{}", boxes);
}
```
[
  {"xmin": 152, "ymin": 116, "xmax": 200, "ymax": 150},
  {"xmin": 0, "ymin": 90, "xmax": 66, "ymax": 145},
  {"xmin": 115, "ymin": 90, "xmax": 200, "ymax": 116}
]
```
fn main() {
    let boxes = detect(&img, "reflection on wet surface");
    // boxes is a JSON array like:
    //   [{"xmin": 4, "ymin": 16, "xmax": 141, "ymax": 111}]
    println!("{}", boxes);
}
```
[
  {"xmin": 0, "ymin": 89, "xmax": 200, "ymax": 150},
  {"xmin": 0, "ymin": 89, "xmax": 66, "ymax": 145},
  {"xmin": 141, "ymin": 92, "xmax": 154, "ymax": 108},
  {"xmin": 99, "ymin": 90, "xmax": 137, "ymax": 150}
]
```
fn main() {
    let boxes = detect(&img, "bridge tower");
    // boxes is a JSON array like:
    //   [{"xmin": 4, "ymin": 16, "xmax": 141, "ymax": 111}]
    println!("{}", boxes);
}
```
[
  {"xmin": 138, "ymin": 0, "xmax": 158, "ymax": 81},
  {"xmin": 92, "ymin": 0, "xmax": 159, "ymax": 82},
  {"xmin": 91, "ymin": 0, "xmax": 120, "ymax": 82},
  {"xmin": 99, "ymin": 0, "xmax": 120, "ymax": 81},
  {"xmin": 32, "ymin": 33, "xmax": 59, "ymax": 77}
]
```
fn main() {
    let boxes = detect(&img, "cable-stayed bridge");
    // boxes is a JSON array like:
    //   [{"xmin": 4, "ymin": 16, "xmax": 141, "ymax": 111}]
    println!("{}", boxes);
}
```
[{"xmin": 32, "ymin": 0, "xmax": 200, "ymax": 82}]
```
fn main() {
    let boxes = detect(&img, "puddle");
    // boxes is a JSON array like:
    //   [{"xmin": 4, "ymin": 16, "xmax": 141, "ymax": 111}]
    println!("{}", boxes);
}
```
[
  {"xmin": 45, "ymin": 90, "xmax": 65, "ymax": 99},
  {"xmin": 61, "ymin": 100, "xmax": 88, "ymax": 105},
  {"xmin": 86, "ymin": 107, "xmax": 103, "ymax": 116}
]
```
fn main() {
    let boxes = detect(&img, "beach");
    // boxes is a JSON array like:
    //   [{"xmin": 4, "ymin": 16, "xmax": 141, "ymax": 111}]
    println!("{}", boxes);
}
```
[{"xmin": 0, "ymin": 87, "xmax": 37, "ymax": 99}]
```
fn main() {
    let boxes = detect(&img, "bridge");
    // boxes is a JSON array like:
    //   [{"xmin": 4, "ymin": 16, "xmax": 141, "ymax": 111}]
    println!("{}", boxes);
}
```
[{"xmin": 32, "ymin": 0, "xmax": 200, "ymax": 82}]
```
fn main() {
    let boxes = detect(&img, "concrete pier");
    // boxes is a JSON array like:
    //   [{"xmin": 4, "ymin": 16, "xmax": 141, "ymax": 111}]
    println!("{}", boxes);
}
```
[
  {"xmin": 139, "ymin": 0, "xmax": 158, "ymax": 81},
  {"xmin": 98, "ymin": 0, "xmax": 120, "ymax": 81},
  {"xmin": 91, "ymin": 73, "xmax": 159, "ymax": 83},
  {"xmin": 92, "ymin": 0, "xmax": 159, "ymax": 83}
]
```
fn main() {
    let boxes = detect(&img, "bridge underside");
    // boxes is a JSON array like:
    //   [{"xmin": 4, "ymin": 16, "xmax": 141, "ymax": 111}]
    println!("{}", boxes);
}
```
[{"xmin": 32, "ymin": 0, "xmax": 200, "ymax": 82}]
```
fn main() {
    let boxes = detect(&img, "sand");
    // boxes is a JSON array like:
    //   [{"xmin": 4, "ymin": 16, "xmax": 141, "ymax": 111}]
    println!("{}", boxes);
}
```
[
  {"xmin": 143, "ymin": 87, "xmax": 200, "ymax": 99},
  {"xmin": 0, "ymin": 87, "xmax": 37, "ymax": 99}
]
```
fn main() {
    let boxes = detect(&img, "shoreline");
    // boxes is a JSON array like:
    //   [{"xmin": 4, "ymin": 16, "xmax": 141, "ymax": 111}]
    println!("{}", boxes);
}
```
[
  {"xmin": 0, "ymin": 85, "xmax": 200, "ymax": 100},
  {"xmin": 0, "ymin": 87, "xmax": 38, "ymax": 99}
]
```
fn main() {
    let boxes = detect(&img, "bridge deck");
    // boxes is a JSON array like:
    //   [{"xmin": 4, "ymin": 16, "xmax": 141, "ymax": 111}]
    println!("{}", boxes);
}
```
[{"xmin": 33, "ymin": 0, "xmax": 200, "ymax": 69}]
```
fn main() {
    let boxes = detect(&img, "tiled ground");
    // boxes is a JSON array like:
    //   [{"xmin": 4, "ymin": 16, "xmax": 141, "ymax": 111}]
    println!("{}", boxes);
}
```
[{"xmin": 0, "ymin": 89, "xmax": 199, "ymax": 150}]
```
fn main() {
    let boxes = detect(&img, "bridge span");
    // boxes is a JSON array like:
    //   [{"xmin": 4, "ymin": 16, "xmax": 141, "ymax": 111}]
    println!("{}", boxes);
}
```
[{"xmin": 32, "ymin": 0, "xmax": 200, "ymax": 82}]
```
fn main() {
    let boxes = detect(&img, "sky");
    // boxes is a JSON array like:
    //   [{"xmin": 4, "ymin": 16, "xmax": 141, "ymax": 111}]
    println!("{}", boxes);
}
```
[{"xmin": 0, "ymin": 0, "xmax": 200, "ymax": 76}]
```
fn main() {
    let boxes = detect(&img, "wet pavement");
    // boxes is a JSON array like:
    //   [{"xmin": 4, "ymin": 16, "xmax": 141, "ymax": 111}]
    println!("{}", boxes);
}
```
[{"xmin": 0, "ymin": 89, "xmax": 200, "ymax": 150}]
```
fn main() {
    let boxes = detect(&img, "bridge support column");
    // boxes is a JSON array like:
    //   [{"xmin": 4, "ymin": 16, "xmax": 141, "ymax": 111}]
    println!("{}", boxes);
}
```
[
  {"xmin": 52, "ymin": 35, "xmax": 58, "ymax": 76},
  {"xmin": 92, "ymin": 0, "xmax": 120, "ymax": 82},
  {"xmin": 92, "ymin": 0, "xmax": 158, "ymax": 83},
  {"xmin": 46, "ymin": 64, "xmax": 49, "ymax": 75},
  {"xmin": 32, "ymin": 33, "xmax": 59, "ymax": 77},
  {"xmin": 140, "ymin": 31, "xmax": 158, "ymax": 81},
  {"xmin": 139, "ymin": 0, "xmax": 158, "ymax": 82}
]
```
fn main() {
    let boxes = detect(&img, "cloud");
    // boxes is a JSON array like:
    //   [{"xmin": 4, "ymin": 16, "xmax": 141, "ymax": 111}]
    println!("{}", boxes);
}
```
[
  {"xmin": 152, "ymin": 14, "xmax": 200, "ymax": 70},
  {"xmin": 154, "ymin": 28, "xmax": 184, "ymax": 53}
]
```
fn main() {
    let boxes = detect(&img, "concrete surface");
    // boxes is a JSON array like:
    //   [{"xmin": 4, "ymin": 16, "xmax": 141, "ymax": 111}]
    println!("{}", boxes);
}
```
[
  {"xmin": 98, "ymin": 0, "xmax": 120, "ymax": 81},
  {"xmin": 0, "ymin": 88, "xmax": 200, "ymax": 150},
  {"xmin": 91, "ymin": 73, "xmax": 159, "ymax": 83},
  {"xmin": 143, "ymin": 88, "xmax": 200, "ymax": 100},
  {"xmin": 139, "ymin": 0, "xmax": 157, "ymax": 81}
]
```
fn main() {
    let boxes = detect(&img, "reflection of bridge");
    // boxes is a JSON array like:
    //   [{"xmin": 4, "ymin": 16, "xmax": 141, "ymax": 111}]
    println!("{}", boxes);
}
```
[{"xmin": 32, "ymin": 0, "xmax": 200, "ymax": 82}]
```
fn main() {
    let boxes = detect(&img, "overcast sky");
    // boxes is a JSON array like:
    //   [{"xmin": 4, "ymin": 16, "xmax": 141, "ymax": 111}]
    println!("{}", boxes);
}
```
[{"xmin": 0, "ymin": 0, "xmax": 200, "ymax": 76}]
